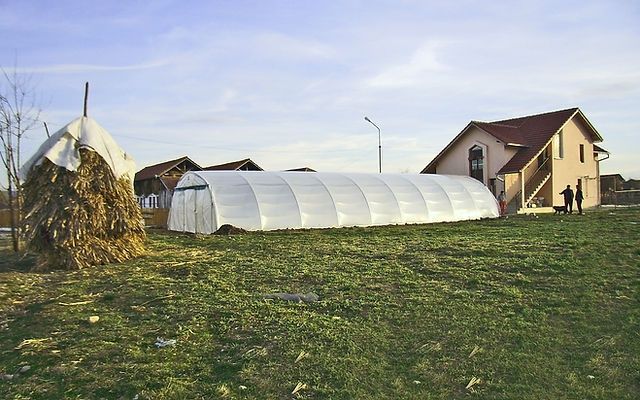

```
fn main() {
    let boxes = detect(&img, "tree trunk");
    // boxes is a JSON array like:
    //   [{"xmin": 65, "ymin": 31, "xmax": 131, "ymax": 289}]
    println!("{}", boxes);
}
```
[{"xmin": 7, "ymin": 180, "xmax": 18, "ymax": 252}]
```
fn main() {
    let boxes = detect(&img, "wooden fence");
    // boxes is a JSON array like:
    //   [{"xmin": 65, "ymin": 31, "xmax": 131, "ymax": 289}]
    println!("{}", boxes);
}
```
[
  {"xmin": 602, "ymin": 190, "xmax": 640, "ymax": 206},
  {"xmin": 141, "ymin": 208, "xmax": 170, "ymax": 228},
  {"xmin": 0, "ymin": 209, "xmax": 15, "ymax": 228},
  {"xmin": 1, "ymin": 208, "xmax": 170, "ymax": 228}
]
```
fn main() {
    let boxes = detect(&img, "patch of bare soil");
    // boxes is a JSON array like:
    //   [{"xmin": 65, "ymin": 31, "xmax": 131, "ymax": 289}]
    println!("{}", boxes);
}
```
[{"xmin": 214, "ymin": 224, "xmax": 247, "ymax": 235}]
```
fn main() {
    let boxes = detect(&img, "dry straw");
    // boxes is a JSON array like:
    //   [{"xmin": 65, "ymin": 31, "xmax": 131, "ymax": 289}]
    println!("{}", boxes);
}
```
[{"xmin": 22, "ymin": 148, "xmax": 146, "ymax": 270}]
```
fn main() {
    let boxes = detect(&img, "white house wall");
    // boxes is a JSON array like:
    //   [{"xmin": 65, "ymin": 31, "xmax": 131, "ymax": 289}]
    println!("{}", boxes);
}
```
[
  {"xmin": 434, "ymin": 126, "xmax": 519, "ymax": 186},
  {"xmin": 168, "ymin": 171, "xmax": 500, "ymax": 233},
  {"xmin": 551, "ymin": 117, "xmax": 601, "ymax": 208}
]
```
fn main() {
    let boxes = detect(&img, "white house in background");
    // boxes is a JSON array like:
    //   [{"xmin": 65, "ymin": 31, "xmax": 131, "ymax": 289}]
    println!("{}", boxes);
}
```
[{"xmin": 421, "ymin": 108, "xmax": 609, "ymax": 213}]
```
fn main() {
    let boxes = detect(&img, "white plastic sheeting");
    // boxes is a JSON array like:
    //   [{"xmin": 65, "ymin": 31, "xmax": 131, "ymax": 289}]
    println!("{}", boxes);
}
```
[
  {"xmin": 19, "ymin": 116, "xmax": 137, "ymax": 182},
  {"xmin": 168, "ymin": 171, "xmax": 500, "ymax": 233}
]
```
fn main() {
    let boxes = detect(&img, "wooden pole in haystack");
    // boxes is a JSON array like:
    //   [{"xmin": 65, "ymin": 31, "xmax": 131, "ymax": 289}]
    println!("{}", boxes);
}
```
[
  {"xmin": 83, "ymin": 82, "xmax": 89, "ymax": 117},
  {"xmin": 43, "ymin": 122, "xmax": 50, "ymax": 138}
]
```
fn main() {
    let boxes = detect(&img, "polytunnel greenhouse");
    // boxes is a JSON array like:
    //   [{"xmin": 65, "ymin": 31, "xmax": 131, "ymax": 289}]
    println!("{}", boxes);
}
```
[{"xmin": 167, "ymin": 171, "xmax": 500, "ymax": 233}]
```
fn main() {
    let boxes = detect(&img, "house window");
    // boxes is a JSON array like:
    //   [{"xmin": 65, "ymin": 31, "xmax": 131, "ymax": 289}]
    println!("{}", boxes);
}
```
[
  {"xmin": 579, "ymin": 144, "xmax": 585, "ymax": 163},
  {"xmin": 469, "ymin": 145, "xmax": 484, "ymax": 183},
  {"xmin": 554, "ymin": 130, "xmax": 564, "ymax": 159}
]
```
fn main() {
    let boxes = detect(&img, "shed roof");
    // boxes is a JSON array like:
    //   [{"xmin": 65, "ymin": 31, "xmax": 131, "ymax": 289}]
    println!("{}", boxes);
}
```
[
  {"xmin": 593, "ymin": 144, "xmax": 609, "ymax": 153},
  {"xmin": 600, "ymin": 173, "xmax": 625, "ymax": 181},
  {"xmin": 159, "ymin": 177, "xmax": 181, "ymax": 191}
]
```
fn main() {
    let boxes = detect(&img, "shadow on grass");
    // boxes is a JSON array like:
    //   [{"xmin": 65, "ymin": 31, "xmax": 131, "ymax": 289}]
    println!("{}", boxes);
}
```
[
  {"xmin": 0, "ymin": 249, "xmax": 37, "ymax": 273},
  {"xmin": 0, "ymin": 235, "xmax": 38, "ymax": 273}
]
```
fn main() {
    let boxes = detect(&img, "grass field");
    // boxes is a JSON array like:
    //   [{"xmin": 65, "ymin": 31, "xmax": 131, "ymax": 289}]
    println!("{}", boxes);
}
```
[{"xmin": 1, "ymin": 207, "xmax": 639, "ymax": 399}]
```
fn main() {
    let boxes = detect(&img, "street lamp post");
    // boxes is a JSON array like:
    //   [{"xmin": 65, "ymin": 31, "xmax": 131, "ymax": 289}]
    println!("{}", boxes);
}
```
[{"xmin": 364, "ymin": 116, "xmax": 381, "ymax": 173}]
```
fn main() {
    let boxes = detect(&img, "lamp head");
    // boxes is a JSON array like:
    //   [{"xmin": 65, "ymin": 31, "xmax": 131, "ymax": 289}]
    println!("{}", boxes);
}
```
[{"xmin": 364, "ymin": 116, "xmax": 371, "ymax": 122}]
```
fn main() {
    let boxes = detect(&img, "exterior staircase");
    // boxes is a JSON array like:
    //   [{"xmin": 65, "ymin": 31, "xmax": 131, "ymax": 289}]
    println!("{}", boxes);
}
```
[
  {"xmin": 506, "ymin": 157, "xmax": 552, "ymax": 214},
  {"xmin": 524, "ymin": 171, "xmax": 551, "ymax": 205}
]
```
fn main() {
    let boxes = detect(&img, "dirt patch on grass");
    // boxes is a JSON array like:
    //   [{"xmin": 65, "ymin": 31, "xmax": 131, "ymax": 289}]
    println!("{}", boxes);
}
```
[{"xmin": 214, "ymin": 224, "xmax": 247, "ymax": 235}]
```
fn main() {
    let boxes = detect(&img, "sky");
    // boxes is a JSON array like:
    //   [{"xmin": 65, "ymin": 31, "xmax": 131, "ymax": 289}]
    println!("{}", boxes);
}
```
[{"xmin": 1, "ymin": 0, "xmax": 639, "ymax": 178}]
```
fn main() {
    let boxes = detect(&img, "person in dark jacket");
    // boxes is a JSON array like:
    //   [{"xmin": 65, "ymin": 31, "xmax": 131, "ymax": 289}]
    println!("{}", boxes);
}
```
[
  {"xmin": 575, "ymin": 184, "xmax": 584, "ymax": 214},
  {"xmin": 560, "ymin": 185, "xmax": 574, "ymax": 213}
]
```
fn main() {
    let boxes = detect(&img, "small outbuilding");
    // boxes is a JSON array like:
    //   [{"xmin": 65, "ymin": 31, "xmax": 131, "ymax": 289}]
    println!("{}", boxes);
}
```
[
  {"xmin": 134, "ymin": 156, "xmax": 202, "ymax": 208},
  {"xmin": 168, "ymin": 171, "xmax": 499, "ymax": 233}
]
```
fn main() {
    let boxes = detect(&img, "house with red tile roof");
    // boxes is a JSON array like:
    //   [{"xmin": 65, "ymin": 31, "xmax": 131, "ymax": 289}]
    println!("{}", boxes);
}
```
[
  {"xmin": 421, "ymin": 108, "xmax": 609, "ymax": 213},
  {"xmin": 134, "ymin": 156, "xmax": 202, "ymax": 208}
]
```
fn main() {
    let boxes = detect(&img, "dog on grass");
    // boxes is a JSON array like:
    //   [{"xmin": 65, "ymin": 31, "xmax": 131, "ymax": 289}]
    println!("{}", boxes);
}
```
[{"xmin": 553, "ymin": 205, "xmax": 568, "ymax": 214}]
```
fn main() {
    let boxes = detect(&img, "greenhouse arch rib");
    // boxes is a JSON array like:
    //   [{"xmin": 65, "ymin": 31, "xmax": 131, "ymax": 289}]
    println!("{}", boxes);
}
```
[
  {"xmin": 397, "ymin": 174, "xmax": 431, "ymax": 222},
  {"xmin": 340, "ymin": 174, "xmax": 374, "ymax": 226},
  {"xmin": 281, "ymin": 172, "xmax": 339, "ymax": 229}
]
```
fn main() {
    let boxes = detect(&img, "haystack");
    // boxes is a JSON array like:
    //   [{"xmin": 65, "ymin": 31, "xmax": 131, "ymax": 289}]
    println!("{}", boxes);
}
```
[{"xmin": 20, "ymin": 116, "xmax": 145, "ymax": 270}]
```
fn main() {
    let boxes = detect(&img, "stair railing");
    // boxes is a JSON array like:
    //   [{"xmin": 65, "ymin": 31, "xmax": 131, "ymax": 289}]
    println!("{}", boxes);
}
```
[
  {"xmin": 507, "ymin": 155, "xmax": 551, "ymax": 211},
  {"xmin": 524, "ymin": 157, "xmax": 551, "ymax": 202}
]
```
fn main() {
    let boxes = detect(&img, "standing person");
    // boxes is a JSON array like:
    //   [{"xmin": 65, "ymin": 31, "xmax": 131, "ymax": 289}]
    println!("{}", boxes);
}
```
[
  {"xmin": 575, "ymin": 184, "xmax": 584, "ymax": 214},
  {"xmin": 560, "ymin": 184, "xmax": 574, "ymax": 214},
  {"xmin": 497, "ymin": 190, "xmax": 507, "ymax": 216}
]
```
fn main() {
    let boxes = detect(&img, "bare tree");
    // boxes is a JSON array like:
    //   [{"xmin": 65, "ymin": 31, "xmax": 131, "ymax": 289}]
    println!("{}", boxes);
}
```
[{"xmin": 0, "ymin": 66, "xmax": 41, "ymax": 252}]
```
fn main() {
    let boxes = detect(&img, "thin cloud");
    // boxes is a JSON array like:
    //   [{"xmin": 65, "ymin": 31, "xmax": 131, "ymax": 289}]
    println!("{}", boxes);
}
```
[
  {"xmin": 254, "ymin": 32, "xmax": 335, "ymax": 60},
  {"xmin": 366, "ymin": 41, "xmax": 448, "ymax": 88},
  {"xmin": 16, "ymin": 60, "xmax": 170, "ymax": 74}
]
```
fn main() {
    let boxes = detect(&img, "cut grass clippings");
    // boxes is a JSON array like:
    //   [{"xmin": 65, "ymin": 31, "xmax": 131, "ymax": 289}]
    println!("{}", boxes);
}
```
[{"xmin": 0, "ymin": 207, "xmax": 639, "ymax": 399}]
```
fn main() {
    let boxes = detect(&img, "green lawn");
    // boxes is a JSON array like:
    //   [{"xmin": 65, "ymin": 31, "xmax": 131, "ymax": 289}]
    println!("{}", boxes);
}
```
[{"xmin": 1, "ymin": 207, "xmax": 639, "ymax": 399}]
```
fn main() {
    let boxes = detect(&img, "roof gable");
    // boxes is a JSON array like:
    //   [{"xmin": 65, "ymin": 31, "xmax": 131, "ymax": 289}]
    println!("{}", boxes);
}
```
[
  {"xmin": 135, "ymin": 156, "xmax": 202, "ymax": 181},
  {"xmin": 204, "ymin": 158, "xmax": 264, "ymax": 171},
  {"xmin": 286, "ymin": 167, "xmax": 316, "ymax": 172},
  {"xmin": 472, "ymin": 121, "xmax": 527, "ymax": 146},
  {"xmin": 421, "ymin": 122, "xmax": 476, "ymax": 173}
]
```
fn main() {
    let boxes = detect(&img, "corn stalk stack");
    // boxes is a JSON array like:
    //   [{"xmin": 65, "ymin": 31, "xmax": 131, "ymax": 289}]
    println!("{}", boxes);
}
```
[{"xmin": 19, "ymin": 116, "xmax": 145, "ymax": 270}]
